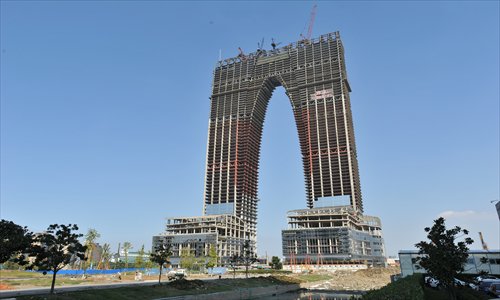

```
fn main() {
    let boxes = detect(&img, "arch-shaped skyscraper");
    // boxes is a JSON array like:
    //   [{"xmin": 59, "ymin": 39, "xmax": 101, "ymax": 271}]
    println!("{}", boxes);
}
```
[
  {"xmin": 204, "ymin": 32, "xmax": 361, "ymax": 240},
  {"xmin": 155, "ymin": 32, "xmax": 384, "ymax": 267}
]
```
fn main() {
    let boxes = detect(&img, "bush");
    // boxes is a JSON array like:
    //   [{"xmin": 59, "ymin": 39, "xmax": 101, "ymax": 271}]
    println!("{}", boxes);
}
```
[
  {"xmin": 363, "ymin": 273, "xmax": 490, "ymax": 300},
  {"xmin": 362, "ymin": 274, "xmax": 424, "ymax": 300}
]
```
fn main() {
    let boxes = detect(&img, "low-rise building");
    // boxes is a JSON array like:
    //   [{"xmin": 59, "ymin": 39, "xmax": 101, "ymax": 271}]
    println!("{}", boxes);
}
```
[
  {"xmin": 399, "ymin": 250, "xmax": 500, "ymax": 277},
  {"xmin": 153, "ymin": 214, "xmax": 250, "ymax": 266},
  {"xmin": 281, "ymin": 205, "xmax": 386, "ymax": 270}
]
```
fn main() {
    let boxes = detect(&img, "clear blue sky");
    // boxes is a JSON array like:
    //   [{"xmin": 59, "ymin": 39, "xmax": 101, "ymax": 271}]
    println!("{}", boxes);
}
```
[{"xmin": 1, "ymin": 1, "xmax": 499, "ymax": 258}]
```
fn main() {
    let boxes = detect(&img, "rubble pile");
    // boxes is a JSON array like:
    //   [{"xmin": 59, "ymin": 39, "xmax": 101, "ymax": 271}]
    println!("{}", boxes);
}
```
[{"xmin": 307, "ymin": 267, "xmax": 399, "ymax": 291}]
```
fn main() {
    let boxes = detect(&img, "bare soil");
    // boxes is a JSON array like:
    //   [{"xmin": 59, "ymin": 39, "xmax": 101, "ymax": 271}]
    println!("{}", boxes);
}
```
[{"xmin": 303, "ymin": 266, "xmax": 400, "ymax": 291}]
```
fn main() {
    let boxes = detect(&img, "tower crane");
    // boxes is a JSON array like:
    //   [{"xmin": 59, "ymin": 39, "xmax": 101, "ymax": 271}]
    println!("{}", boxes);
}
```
[
  {"xmin": 257, "ymin": 37, "xmax": 265, "ymax": 51},
  {"xmin": 237, "ymin": 47, "xmax": 247, "ymax": 60},
  {"xmin": 271, "ymin": 38, "xmax": 282, "ymax": 50},
  {"xmin": 300, "ymin": 4, "xmax": 317, "ymax": 41}
]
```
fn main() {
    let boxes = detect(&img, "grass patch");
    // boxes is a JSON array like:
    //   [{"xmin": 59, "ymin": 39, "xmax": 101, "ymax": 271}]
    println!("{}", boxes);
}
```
[
  {"xmin": 14, "ymin": 276, "xmax": 297, "ymax": 300},
  {"xmin": 295, "ymin": 274, "xmax": 333, "ymax": 282},
  {"xmin": 362, "ymin": 274, "xmax": 424, "ymax": 300},
  {"xmin": 17, "ymin": 284, "xmax": 230, "ymax": 300},
  {"xmin": 271, "ymin": 275, "xmax": 303, "ymax": 285},
  {"xmin": 1, "ymin": 276, "xmax": 89, "ymax": 287},
  {"xmin": 362, "ymin": 274, "xmax": 491, "ymax": 300},
  {"xmin": 235, "ymin": 269, "xmax": 292, "ymax": 275}
]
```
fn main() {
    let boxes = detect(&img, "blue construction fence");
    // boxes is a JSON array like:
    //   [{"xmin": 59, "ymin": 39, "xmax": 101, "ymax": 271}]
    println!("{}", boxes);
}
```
[
  {"xmin": 30, "ymin": 268, "xmax": 162, "ymax": 276},
  {"xmin": 28, "ymin": 267, "xmax": 227, "ymax": 276},
  {"xmin": 207, "ymin": 267, "xmax": 227, "ymax": 275}
]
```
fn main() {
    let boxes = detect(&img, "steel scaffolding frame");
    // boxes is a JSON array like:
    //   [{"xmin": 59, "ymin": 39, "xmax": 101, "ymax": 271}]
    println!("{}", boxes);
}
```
[
  {"xmin": 204, "ymin": 32, "xmax": 362, "ymax": 246},
  {"xmin": 281, "ymin": 206, "xmax": 385, "ymax": 266},
  {"xmin": 158, "ymin": 32, "xmax": 382, "ymax": 264}
]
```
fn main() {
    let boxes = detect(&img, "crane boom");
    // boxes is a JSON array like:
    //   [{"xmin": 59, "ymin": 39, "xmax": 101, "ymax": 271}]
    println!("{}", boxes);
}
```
[
  {"xmin": 306, "ymin": 4, "xmax": 317, "ymax": 40},
  {"xmin": 479, "ymin": 232, "xmax": 489, "ymax": 251}
]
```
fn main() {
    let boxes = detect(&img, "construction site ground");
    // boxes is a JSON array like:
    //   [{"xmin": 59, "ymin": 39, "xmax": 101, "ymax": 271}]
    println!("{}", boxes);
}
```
[
  {"xmin": 0, "ymin": 266, "xmax": 400, "ymax": 297},
  {"xmin": 298, "ymin": 266, "xmax": 400, "ymax": 291}
]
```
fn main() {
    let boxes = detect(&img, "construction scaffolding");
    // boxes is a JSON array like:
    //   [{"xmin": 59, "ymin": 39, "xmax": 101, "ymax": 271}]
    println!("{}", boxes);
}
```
[
  {"xmin": 155, "ymin": 31, "xmax": 384, "ymax": 265},
  {"xmin": 205, "ymin": 31, "xmax": 362, "ymax": 245},
  {"xmin": 282, "ymin": 206, "xmax": 385, "ymax": 267},
  {"xmin": 153, "ymin": 214, "xmax": 251, "ymax": 266}
]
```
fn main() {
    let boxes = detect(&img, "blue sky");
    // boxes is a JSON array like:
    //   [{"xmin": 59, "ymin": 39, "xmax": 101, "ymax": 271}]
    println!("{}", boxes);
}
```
[{"xmin": 1, "ymin": 1, "xmax": 498, "ymax": 258}]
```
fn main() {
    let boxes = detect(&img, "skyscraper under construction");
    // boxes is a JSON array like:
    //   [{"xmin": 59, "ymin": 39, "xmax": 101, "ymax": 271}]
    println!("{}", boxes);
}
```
[{"xmin": 154, "ymin": 32, "xmax": 384, "ymax": 267}]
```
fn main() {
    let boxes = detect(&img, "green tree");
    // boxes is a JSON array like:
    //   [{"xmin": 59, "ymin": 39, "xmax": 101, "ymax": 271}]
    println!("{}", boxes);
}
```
[
  {"xmin": 269, "ymin": 256, "xmax": 282, "ymax": 270},
  {"xmin": 415, "ymin": 217, "xmax": 473, "ymax": 300},
  {"xmin": 227, "ymin": 254, "xmax": 240, "ymax": 279},
  {"xmin": 84, "ymin": 228, "xmax": 100, "ymax": 270},
  {"xmin": 122, "ymin": 241, "xmax": 133, "ymax": 269},
  {"xmin": 135, "ymin": 244, "xmax": 145, "ymax": 268},
  {"xmin": 26, "ymin": 224, "xmax": 86, "ymax": 294},
  {"xmin": 150, "ymin": 242, "xmax": 172, "ymax": 284},
  {"xmin": 111, "ymin": 260, "xmax": 125, "ymax": 269},
  {"xmin": 180, "ymin": 248, "xmax": 195, "ymax": 270},
  {"xmin": 145, "ymin": 250, "xmax": 155, "ymax": 269},
  {"xmin": 2, "ymin": 260, "xmax": 24, "ymax": 270},
  {"xmin": 206, "ymin": 244, "xmax": 217, "ymax": 268},
  {"xmin": 97, "ymin": 243, "xmax": 111, "ymax": 270},
  {"xmin": 0, "ymin": 219, "xmax": 32, "ymax": 263},
  {"xmin": 195, "ymin": 256, "xmax": 207, "ymax": 272},
  {"xmin": 241, "ymin": 240, "xmax": 257, "ymax": 278}
]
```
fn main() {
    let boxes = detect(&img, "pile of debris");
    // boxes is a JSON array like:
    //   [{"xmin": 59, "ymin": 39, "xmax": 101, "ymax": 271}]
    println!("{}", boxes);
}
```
[{"xmin": 307, "ymin": 267, "xmax": 399, "ymax": 291}]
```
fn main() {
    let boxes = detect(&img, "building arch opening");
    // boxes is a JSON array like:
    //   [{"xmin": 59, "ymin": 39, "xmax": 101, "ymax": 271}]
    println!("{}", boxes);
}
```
[{"xmin": 258, "ymin": 85, "xmax": 304, "ymax": 256}]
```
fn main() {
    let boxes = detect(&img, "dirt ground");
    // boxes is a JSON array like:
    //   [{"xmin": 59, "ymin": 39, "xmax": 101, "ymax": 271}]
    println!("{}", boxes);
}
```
[{"xmin": 304, "ymin": 266, "xmax": 400, "ymax": 291}]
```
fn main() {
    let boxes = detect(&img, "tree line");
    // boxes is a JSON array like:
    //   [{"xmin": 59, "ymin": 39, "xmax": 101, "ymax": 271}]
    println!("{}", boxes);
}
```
[
  {"xmin": 150, "ymin": 239, "xmax": 262, "ymax": 283},
  {"xmin": 0, "ymin": 219, "xmax": 155, "ymax": 293},
  {"xmin": 0, "ymin": 219, "xmax": 276, "ymax": 291},
  {"xmin": 0, "ymin": 220, "xmax": 86, "ymax": 294},
  {"xmin": 3, "ymin": 217, "xmax": 480, "ymax": 299}
]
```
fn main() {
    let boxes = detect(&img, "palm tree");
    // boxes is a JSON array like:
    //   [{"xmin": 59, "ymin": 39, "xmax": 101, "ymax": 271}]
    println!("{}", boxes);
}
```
[
  {"xmin": 97, "ymin": 243, "xmax": 111, "ymax": 270},
  {"xmin": 122, "ymin": 242, "xmax": 133, "ymax": 270},
  {"xmin": 84, "ymin": 228, "xmax": 100, "ymax": 271}
]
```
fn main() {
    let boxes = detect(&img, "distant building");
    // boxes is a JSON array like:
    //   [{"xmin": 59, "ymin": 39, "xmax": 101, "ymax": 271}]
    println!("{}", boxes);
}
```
[
  {"xmin": 153, "ymin": 215, "xmax": 226, "ymax": 266},
  {"xmin": 399, "ymin": 250, "xmax": 500, "ymax": 277},
  {"xmin": 386, "ymin": 257, "xmax": 400, "ymax": 267},
  {"xmin": 115, "ymin": 250, "xmax": 150, "ymax": 264}
]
